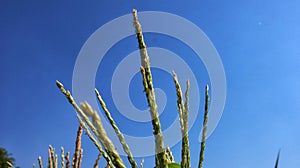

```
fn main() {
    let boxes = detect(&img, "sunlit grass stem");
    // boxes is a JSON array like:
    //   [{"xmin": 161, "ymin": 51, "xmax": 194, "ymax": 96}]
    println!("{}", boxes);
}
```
[
  {"xmin": 65, "ymin": 152, "xmax": 70, "ymax": 168},
  {"xmin": 75, "ymin": 114, "xmax": 114, "ymax": 168},
  {"xmin": 93, "ymin": 154, "xmax": 101, "ymax": 168},
  {"xmin": 198, "ymin": 85, "xmax": 209, "ymax": 168},
  {"xmin": 172, "ymin": 72, "xmax": 190, "ymax": 168},
  {"xmin": 80, "ymin": 102, "xmax": 125, "ymax": 167},
  {"xmin": 95, "ymin": 88, "xmax": 138, "ymax": 168},
  {"xmin": 133, "ymin": 9, "xmax": 168, "ymax": 168},
  {"xmin": 60, "ymin": 147, "xmax": 64, "ymax": 168},
  {"xmin": 38, "ymin": 156, "xmax": 43, "ymax": 168},
  {"xmin": 77, "ymin": 149, "xmax": 83, "ymax": 168},
  {"xmin": 72, "ymin": 125, "xmax": 82, "ymax": 168}
]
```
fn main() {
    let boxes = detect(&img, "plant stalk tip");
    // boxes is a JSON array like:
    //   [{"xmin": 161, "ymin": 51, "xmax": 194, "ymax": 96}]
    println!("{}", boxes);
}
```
[{"xmin": 56, "ymin": 80, "xmax": 63, "ymax": 89}]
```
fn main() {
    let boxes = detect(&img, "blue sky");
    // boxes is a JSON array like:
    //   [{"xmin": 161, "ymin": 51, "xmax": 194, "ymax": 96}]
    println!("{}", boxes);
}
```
[{"xmin": 1, "ymin": 1, "xmax": 300, "ymax": 167}]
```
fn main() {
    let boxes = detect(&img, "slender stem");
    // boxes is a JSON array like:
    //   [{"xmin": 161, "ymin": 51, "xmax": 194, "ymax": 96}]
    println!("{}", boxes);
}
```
[
  {"xmin": 80, "ymin": 102, "xmax": 125, "ymax": 168},
  {"xmin": 54, "ymin": 155, "xmax": 58, "ymax": 168},
  {"xmin": 165, "ymin": 147, "xmax": 174, "ymax": 163},
  {"xmin": 172, "ymin": 72, "xmax": 184, "ymax": 133},
  {"xmin": 182, "ymin": 80, "xmax": 190, "ymax": 168},
  {"xmin": 77, "ymin": 149, "xmax": 83, "ymax": 168},
  {"xmin": 38, "ymin": 156, "xmax": 43, "ymax": 168},
  {"xmin": 198, "ymin": 85, "xmax": 209, "ymax": 168},
  {"xmin": 65, "ymin": 152, "xmax": 70, "ymax": 168},
  {"xmin": 48, "ymin": 145, "xmax": 54, "ymax": 168},
  {"xmin": 274, "ymin": 149, "xmax": 280, "ymax": 168},
  {"xmin": 95, "ymin": 88, "xmax": 138, "ymax": 168},
  {"xmin": 133, "ymin": 9, "xmax": 168, "ymax": 168},
  {"xmin": 93, "ymin": 154, "xmax": 101, "ymax": 168},
  {"xmin": 75, "ymin": 115, "xmax": 114, "ymax": 168},
  {"xmin": 72, "ymin": 125, "xmax": 83, "ymax": 168},
  {"xmin": 60, "ymin": 147, "xmax": 65, "ymax": 168},
  {"xmin": 172, "ymin": 72, "xmax": 190, "ymax": 168},
  {"xmin": 140, "ymin": 159, "xmax": 144, "ymax": 168},
  {"xmin": 6, "ymin": 161, "xmax": 14, "ymax": 168}
]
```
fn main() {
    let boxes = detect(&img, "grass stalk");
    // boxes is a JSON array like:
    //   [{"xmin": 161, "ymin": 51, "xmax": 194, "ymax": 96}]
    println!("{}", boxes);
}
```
[
  {"xmin": 172, "ymin": 72, "xmax": 190, "ymax": 168},
  {"xmin": 65, "ymin": 152, "xmax": 70, "ymax": 168},
  {"xmin": 183, "ymin": 80, "xmax": 190, "ymax": 168},
  {"xmin": 75, "ymin": 114, "xmax": 114, "ymax": 168},
  {"xmin": 165, "ymin": 147, "xmax": 174, "ymax": 163},
  {"xmin": 140, "ymin": 67, "xmax": 168, "ymax": 168},
  {"xmin": 77, "ymin": 149, "xmax": 83, "ymax": 168},
  {"xmin": 38, "ymin": 156, "xmax": 43, "ymax": 168},
  {"xmin": 140, "ymin": 159, "xmax": 144, "ymax": 168},
  {"xmin": 274, "ymin": 150, "xmax": 280, "ymax": 168},
  {"xmin": 95, "ymin": 88, "xmax": 138, "ymax": 168},
  {"xmin": 80, "ymin": 102, "xmax": 125, "ymax": 168},
  {"xmin": 172, "ymin": 72, "xmax": 185, "ymax": 133},
  {"xmin": 56, "ymin": 81, "xmax": 125, "ymax": 168},
  {"xmin": 7, "ymin": 161, "xmax": 14, "ymax": 168},
  {"xmin": 198, "ymin": 85, "xmax": 209, "ymax": 168},
  {"xmin": 54, "ymin": 154, "xmax": 58, "ymax": 168},
  {"xmin": 93, "ymin": 154, "xmax": 101, "ymax": 168},
  {"xmin": 48, "ymin": 145, "xmax": 54, "ymax": 168},
  {"xmin": 72, "ymin": 125, "xmax": 83, "ymax": 168},
  {"xmin": 133, "ymin": 9, "xmax": 168, "ymax": 168},
  {"xmin": 61, "ymin": 147, "xmax": 65, "ymax": 168}
]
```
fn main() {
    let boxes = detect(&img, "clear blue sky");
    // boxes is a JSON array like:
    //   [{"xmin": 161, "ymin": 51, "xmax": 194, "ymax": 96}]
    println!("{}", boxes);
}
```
[{"xmin": 1, "ymin": 1, "xmax": 300, "ymax": 167}]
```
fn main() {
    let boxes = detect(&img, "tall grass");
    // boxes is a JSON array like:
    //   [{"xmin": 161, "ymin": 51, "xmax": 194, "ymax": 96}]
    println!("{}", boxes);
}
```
[
  {"xmin": 36, "ymin": 9, "xmax": 209, "ymax": 168},
  {"xmin": 33, "ymin": 9, "xmax": 281, "ymax": 168}
]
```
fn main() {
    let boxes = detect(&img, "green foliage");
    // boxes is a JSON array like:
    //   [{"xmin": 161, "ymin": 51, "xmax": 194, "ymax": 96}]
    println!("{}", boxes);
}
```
[
  {"xmin": 167, "ymin": 163, "xmax": 181, "ymax": 168},
  {"xmin": 0, "ymin": 147, "xmax": 18, "ymax": 168}
]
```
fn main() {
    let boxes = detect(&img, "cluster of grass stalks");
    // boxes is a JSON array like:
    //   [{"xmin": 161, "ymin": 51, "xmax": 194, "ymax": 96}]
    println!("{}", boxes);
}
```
[
  {"xmin": 47, "ymin": 9, "xmax": 210, "ymax": 168},
  {"xmin": 33, "ymin": 125, "xmax": 87, "ymax": 168},
  {"xmin": 30, "ymin": 9, "xmax": 281, "ymax": 168},
  {"xmin": 33, "ymin": 124, "xmax": 113, "ymax": 168}
]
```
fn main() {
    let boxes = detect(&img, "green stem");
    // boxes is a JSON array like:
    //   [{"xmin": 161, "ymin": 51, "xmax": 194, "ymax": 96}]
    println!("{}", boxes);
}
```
[
  {"xmin": 95, "ymin": 88, "xmax": 138, "ymax": 168},
  {"xmin": 198, "ymin": 85, "xmax": 209, "ymax": 168},
  {"xmin": 132, "ymin": 9, "xmax": 168, "ymax": 168},
  {"xmin": 172, "ymin": 72, "xmax": 190, "ymax": 168}
]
